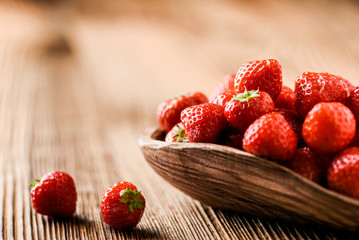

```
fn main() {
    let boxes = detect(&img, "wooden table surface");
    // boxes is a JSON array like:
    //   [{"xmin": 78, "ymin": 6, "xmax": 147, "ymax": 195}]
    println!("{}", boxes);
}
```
[{"xmin": 1, "ymin": 0, "xmax": 359, "ymax": 239}]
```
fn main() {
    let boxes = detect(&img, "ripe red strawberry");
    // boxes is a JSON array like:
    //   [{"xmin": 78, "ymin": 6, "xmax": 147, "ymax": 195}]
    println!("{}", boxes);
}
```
[
  {"xmin": 101, "ymin": 182, "xmax": 145, "ymax": 230},
  {"xmin": 224, "ymin": 89, "xmax": 274, "ymax": 133},
  {"xmin": 346, "ymin": 86, "xmax": 359, "ymax": 125},
  {"xmin": 286, "ymin": 147, "xmax": 330, "ymax": 184},
  {"xmin": 157, "ymin": 92, "xmax": 208, "ymax": 132},
  {"xmin": 211, "ymin": 73, "xmax": 236, "ymax": 97},
  {"xmin": 274, "ymin": 108, "xmax": 303, "ymax": 146},
  {"xmin": 165, "ymin": 123, "xmax": 188, "ymax": 142},
  {"xmin": 243, "ymin": 112, "xmax": 297, "ymax": 162},
  {"xmin": 234, "ymin": 59, "xmax": 282, "ymax": 101},
  {"xmin": 210, "ymin": 91, "xmax": 235, "ymax": 107},
  {"xmin": 295, "ymin": 72, "xmax": 352, "ymax": 119},
  {"xmin": 302, "ymin": 102, "xmax": 356, "ymax": 155},
  {"xmin": 275, "ymin": 86, "xmax": 296, "ymax": 111},
  {"xmin": 181, "ymin": 103, "xmax": 227, "ymax": 143},
  {"xmin": 327, "ymin": 147, "xmax": 359, "ymax": 199},
  {"xmin": 342, "ymin": 78, "xmax": 355, "ymax": 94},
  {"xmin": 31, "ymin": 171, "xmax": 77, "ymax": 217}
]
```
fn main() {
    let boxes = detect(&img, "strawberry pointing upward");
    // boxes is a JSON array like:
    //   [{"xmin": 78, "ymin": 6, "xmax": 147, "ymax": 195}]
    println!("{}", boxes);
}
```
[{"xmin": 234, "ymin": 59, "xmax": 282, "ymax": 101}]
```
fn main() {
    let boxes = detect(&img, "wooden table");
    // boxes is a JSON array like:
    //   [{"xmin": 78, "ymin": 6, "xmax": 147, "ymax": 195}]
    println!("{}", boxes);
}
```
[{"xmin": 1, "ymin": 0, "xmax": 359, "ymax": 239}]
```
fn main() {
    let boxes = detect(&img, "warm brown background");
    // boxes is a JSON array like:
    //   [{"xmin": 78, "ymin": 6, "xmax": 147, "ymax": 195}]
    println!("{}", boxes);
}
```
[{"xmin": 1, "ymin": 0, "xmax": 359, "ymax": 239}]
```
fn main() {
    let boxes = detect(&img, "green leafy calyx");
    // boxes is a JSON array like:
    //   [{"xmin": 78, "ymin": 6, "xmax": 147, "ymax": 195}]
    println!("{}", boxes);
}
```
[
  {"xmin": 173, "ymin": 126, "xmax": 188, "ymax": 142},
  {"xmin": 231, "ymin": 88, "xmax": 260, "ymax": 102},
  {"xmin": 30, "ymin": 179, "xmax": 41, "ymax": 188},
  {"xmin": 120, "ymin": 187, "xmax": 145, "ymax": 213}
]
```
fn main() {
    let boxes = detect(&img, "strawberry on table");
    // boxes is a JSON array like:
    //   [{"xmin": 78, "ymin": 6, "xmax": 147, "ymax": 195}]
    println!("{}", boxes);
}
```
[
  {"xmin": 234, "ymin": 59, "xmax": 282, "ymax": 101},
  {"xmin": 275, "ymin": 86, "xmax": 296, "ymax": 111},
  {"xmin": 302, "ymin": 102, "xmax": 356, "ymax": 155},
  {"xmin": 165, "ymin": 123, "xmax": 188, "ymax": 143},
  {"xmin": 101, "ymin": 181, "xmax": 146, "ymax": 230},
  {"xmin": 157, "ymin": 92, "xmax": 208, "ymax": 132},
  {"xmin": 181, "ymin": 103, "xmax": 227, "ymax": 143},
  {"xmin": 31, "ymin": 171, "xmax": 77, "ymax": 217},
  {"xmin": 327, "ymin": 147, "xmax": 359, "ymax": 200},
  {"xmin": 295, "ymin": 72, "xmax": 352, "ymax": 119},
  {"xmin": 286, "ymin": 147, "xmax": 330, "ymax": 184},
  {"xmin": 224, "ymin": 89, "xmax": 274, "ymax": 133},
  {"xmin": 242, "ymin": 112, "xmax": 297, "ymax": 162}
]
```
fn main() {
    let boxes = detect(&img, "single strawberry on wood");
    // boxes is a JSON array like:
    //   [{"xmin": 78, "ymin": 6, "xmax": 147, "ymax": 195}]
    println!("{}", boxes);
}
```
[
  {"xmin": 31, "ymin": 171, "xmax": 77, "ymax": 217},
  {"xmin": 101, "ymin": 181, "xmax": 146, "ymax": 230}
]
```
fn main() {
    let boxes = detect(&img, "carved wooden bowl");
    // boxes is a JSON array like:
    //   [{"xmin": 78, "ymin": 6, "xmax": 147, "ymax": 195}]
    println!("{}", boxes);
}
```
[{"xmin": 138, "ymin": 128, "xmax": 359, "ymax": 231}]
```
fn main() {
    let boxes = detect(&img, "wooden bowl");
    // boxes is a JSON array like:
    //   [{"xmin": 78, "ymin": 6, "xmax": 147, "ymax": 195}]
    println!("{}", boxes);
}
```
[{"xmin": 138, "ymin": 128, "xmax": 359, "ymax": 231}]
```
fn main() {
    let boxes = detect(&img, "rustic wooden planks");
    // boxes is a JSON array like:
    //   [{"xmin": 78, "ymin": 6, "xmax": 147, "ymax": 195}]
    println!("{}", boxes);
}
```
[{"xmin": 0, "ymin": 0, "xmax": 359, "ymax": 239}]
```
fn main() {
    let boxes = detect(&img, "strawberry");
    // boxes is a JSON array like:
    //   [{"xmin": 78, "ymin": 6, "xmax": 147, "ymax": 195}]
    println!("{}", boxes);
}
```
[
  {"xmin": 234, "ymin": 59, "xmax": 282, "ymax": 101},
  {"xmin": 294, "ymin": 72, "xmax": 352, "ymax": 119},
  {"xmin": 327, "ymin": 147, "xmax": 359, "ymax": 199},
  {"xmin": 274, "ymin": 108, "xmax": 303, "ymax": 147},
  {"xmin": 181, "ymin": 103, "xmax": 227, "ymax": 143},
  {"xmin": 342, "ymin": 78, "xmax": 355, "ymax": 93},
  {"xmin": 101, "ymin": 181, "xmax": 145, "ymax": 230},
  {"xmin": 165, "ymin": 123, "xmax": 188, "ymax": 142},
  {"xmin": 211, "ymin": 73, "xmax": 236, "ymax": 97},
  {"xmin": 346, "ymin": 86, "xmax": 359, "ymax": 125},
  {"xmin": 210, "ymin": 91, "xmax": 235, "ymax": 107},
  {"xmin": 275, "ymin": 86, "xmax": 296, "ymax": 111},
  {"xmin": 243, "ymin": 112, "xmax": 297, "ymax": 162},
  {"xmin": 286, "ymin": 147, "xmax": 330, "ymax": 184},
  {"xmin": 224, "ymin": 89, "xmax": 274, "ymax": 133},
  {"xmin": 157, "ymin": 92, "xmax": 208, "ymax": 132},
  {"xmin": 302, "ymin": 102, "xmax": 356, "ymax": 155},
  {"xmin": 31, "ymin": 171, "xmax": 77, "ymax": 217}
]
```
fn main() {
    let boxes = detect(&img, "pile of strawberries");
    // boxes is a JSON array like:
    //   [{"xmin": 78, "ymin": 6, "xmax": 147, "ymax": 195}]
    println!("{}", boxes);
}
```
[{"xmin": 157, "ymin": 59, "xmax": 359, "ymax": 200}]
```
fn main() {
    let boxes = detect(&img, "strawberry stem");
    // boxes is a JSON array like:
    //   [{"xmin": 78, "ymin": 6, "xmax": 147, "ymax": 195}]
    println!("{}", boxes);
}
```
[
  {"xmin": 120, "ymin": 187, "xmax": 145, "ymax": 213},
  {"xmin": 232, "ymin": 88, "xmax": 260, "ymax": 102},
  {"xmin": 173, "ymin": 126, "xmax": 188, "ymax": 142},
  {"xmin": 30, "ymin": 179, "xmax": 41, "ymax": 188}
]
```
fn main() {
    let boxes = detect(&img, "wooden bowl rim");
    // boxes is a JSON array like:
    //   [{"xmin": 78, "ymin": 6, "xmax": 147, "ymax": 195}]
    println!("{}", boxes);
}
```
[{"xmin": 139, "ymin": 127, "xmax": 359, "ymax": 207}]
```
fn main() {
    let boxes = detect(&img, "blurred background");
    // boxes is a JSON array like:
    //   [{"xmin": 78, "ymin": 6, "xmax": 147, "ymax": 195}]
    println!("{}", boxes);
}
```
[{"xmin": 1, "ymin": 0, "xmax": 359, "ymax": 127}]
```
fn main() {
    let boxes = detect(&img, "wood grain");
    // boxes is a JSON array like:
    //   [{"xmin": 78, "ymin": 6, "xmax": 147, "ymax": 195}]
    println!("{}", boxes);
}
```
[
  {"xmin": 139, "ymin": 128, "xmax": 359, "ymax": 231},
  {"xmin": 1, "ymin": 0, "xmax": 359, "ymax": 239}
]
